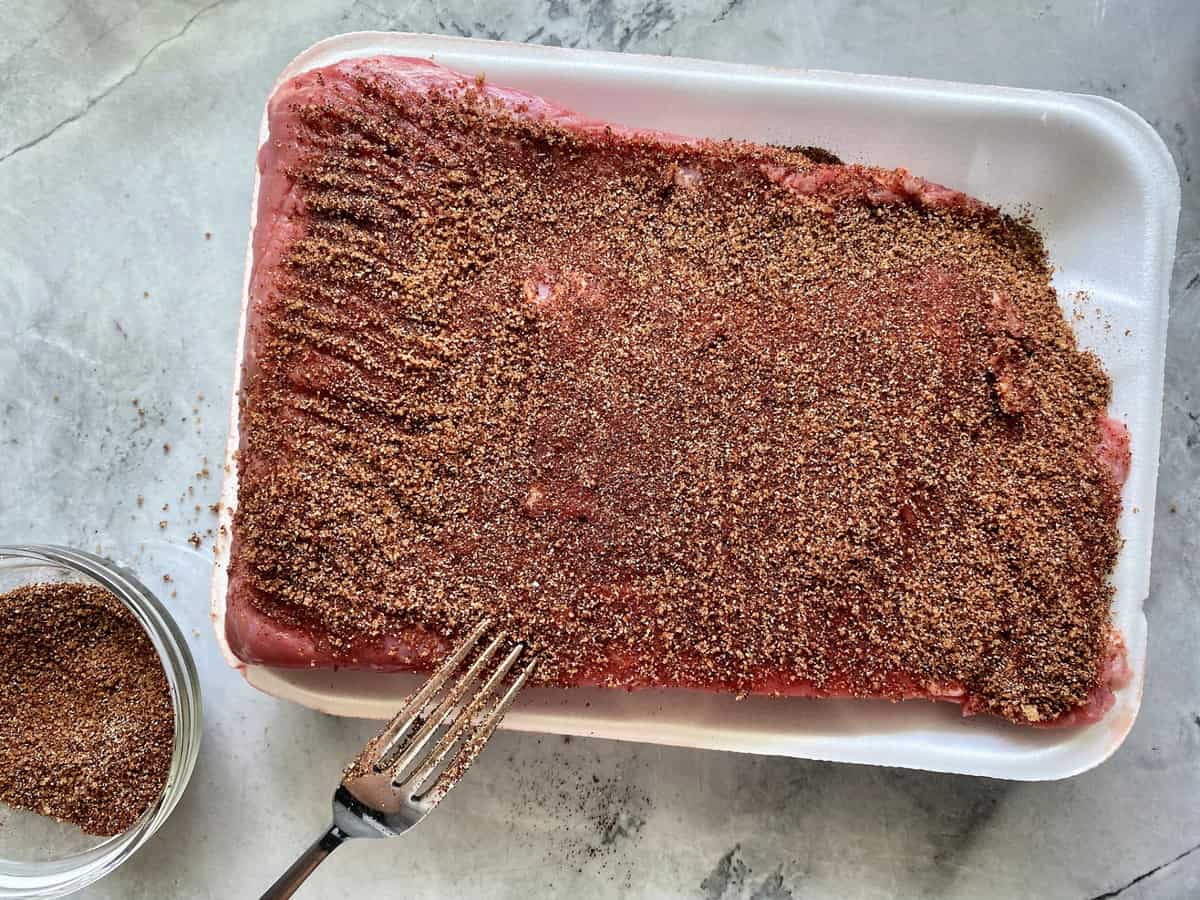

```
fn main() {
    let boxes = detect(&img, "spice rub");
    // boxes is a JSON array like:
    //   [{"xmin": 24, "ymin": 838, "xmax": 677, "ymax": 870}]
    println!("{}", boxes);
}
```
[
  {"xmin": 0, "ymin": 583, "xmax": 174, "ymax": 836},
  {"xmin": 227, "ymin": 57, "xmax": 1129, "ymax": 726}
]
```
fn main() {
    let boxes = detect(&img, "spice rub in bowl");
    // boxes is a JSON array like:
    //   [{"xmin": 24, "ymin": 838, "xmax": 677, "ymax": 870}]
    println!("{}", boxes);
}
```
[{"xmin": 0, "ymin": 582, "xmax": 174, "ymax": 836}]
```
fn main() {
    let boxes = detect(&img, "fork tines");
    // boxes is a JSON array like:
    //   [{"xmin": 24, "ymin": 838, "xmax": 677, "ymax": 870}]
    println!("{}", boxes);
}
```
[{"xmin": 370, "ymin": 619, "xmax": 537, "ymax": 807}]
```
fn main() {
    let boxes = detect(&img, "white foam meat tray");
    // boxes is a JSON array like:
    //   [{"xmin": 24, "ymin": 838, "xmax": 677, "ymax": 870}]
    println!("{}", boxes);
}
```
[{"xmin": 211, "ymin": 32, "xmax": 1179, "ymax": 780}]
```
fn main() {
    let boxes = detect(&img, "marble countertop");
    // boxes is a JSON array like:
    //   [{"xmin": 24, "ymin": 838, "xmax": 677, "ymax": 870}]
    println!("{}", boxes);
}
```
[{"xmin": 1, "ymin": 1, "xmax": 1197, "ymax": 897}]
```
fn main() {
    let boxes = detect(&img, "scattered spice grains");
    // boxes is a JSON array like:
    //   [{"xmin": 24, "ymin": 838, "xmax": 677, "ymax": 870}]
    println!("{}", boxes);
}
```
[
  {"xmin": 504, "ymin": 745, "xmax": 649, "ymax": 885},
  {"xmin": 0, "ymin": 583, "xmax": 174, "ymax": 836},
  {"xmin": 230, "ymin": 61, "xmax": 1126, "ymax": 724}
]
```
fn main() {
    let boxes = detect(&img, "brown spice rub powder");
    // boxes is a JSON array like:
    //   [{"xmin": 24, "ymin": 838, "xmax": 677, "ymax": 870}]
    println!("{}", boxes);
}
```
[
  {"xmin": 0, "ymin": 583, "xmax": 174, "ymax": 836},
  {"xmin": 235, "ymin": 75, "xmax": 1123, "ymax": 724}
]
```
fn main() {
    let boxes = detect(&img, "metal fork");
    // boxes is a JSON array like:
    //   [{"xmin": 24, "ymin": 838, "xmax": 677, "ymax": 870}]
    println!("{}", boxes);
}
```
[{"xmin": 259, "ymin": 620, "xmax": 537, "ymax": 899}]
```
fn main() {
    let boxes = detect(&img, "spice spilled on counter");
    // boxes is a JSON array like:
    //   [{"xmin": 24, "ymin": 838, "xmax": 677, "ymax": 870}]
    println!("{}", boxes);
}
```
[{"xmin": 0, "ymin": 582, "xmax": 174, "ymax": 836}]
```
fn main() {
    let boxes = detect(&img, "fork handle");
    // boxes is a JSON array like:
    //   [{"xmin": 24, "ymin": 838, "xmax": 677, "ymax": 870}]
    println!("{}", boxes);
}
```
[{"xmin": 259, "ymin": 825, "xmax": 348, "ymax": 900}]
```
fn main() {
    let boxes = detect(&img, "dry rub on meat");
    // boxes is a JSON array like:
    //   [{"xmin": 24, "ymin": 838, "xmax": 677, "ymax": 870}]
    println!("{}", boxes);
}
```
[{"xmin": 227, "ymin": 57, "xmax": 1132, "ymax": 727}]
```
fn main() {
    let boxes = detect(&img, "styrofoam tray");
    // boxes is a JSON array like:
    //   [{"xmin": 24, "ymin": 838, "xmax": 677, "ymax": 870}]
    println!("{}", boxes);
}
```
[{"xmin": 211, "ymin": 32, "xmax": 1179, "ymax": 780}]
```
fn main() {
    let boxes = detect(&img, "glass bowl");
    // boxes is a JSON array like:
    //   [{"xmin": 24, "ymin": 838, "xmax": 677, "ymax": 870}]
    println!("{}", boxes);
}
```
[{"xmin": 0, "ymin": 545, "xmax": 202, "ymax": 898}]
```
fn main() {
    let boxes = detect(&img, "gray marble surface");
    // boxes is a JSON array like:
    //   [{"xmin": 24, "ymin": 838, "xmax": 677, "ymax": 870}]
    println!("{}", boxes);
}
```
[{"xmin": 1, "ymin": 1, "xmax": 1197, "ymax": 897}]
